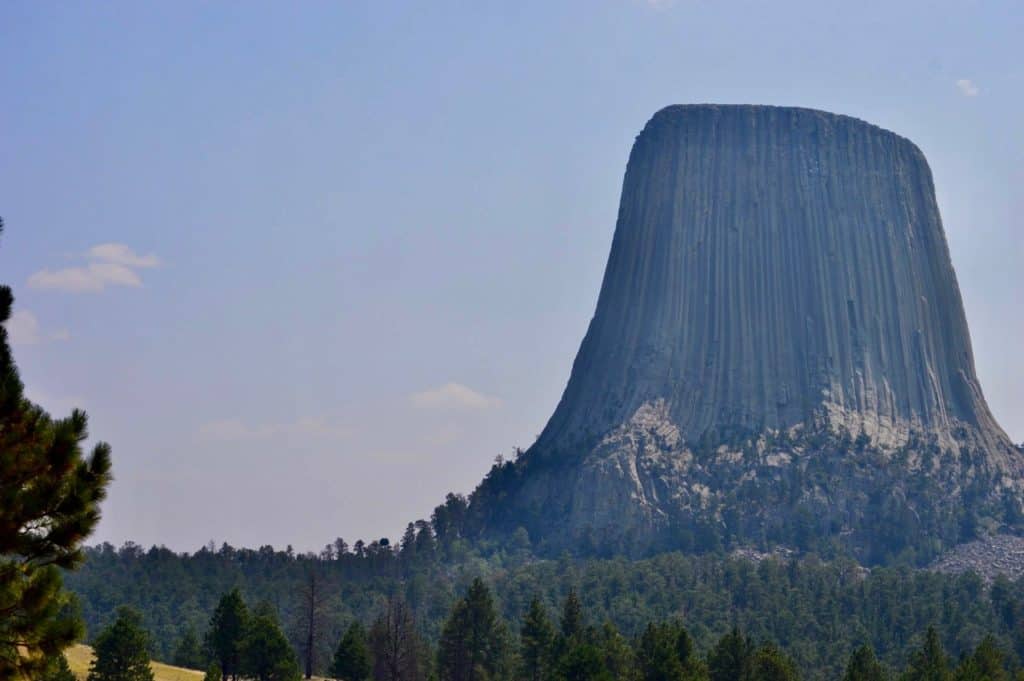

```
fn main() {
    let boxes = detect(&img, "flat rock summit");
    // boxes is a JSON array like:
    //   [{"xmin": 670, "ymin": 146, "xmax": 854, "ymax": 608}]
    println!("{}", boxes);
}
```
[{"xmin": 469, "ymin": 104, "xmax": 1024, "ymax": 563}]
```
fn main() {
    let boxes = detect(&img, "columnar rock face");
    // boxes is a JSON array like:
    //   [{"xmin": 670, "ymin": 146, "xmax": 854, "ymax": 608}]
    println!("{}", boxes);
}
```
[
  {"xmin": 473, "ymin": 105, "xmax": 1024, "ymax": 562},
  {"xmin": 543, "ymin": 104, "xmax": 1006, "ymax": 454}
]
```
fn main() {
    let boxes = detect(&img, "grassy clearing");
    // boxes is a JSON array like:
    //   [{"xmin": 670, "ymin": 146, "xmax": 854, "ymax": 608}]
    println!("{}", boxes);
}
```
[{"xmin": 64, "ymin": 644, "xmax": 204, "ymax": 681}]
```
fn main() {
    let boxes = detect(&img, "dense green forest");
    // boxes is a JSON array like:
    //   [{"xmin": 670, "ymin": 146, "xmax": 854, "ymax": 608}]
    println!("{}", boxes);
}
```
[
  {"xmin": 112, "ymin": 575, "xmax": 1018, "ymax": 681},
  {"xmin": 66, "ymin": 536, "xmax": 1024, "ymax": 680}
]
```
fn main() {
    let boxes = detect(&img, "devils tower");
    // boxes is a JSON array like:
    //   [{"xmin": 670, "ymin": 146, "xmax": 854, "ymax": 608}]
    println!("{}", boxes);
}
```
[{"xmin": 469, "ymin": 105, "xmax": 1024, "ymax": 563}]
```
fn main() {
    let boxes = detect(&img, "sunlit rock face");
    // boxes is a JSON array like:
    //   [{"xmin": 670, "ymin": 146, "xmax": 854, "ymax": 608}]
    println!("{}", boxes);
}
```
[
  {"xmin": 545, "ymin": 104, "xmax": 1005, "ymax": 455},
  {"xmin": 473, "ymin": 105, "xmax": 1023, "ymax": 563}
]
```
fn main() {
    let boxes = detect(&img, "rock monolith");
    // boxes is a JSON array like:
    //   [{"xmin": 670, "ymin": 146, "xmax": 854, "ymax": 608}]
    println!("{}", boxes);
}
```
[{"xmin": 471, "ymin": 105, "xmax": 1023, "ymax": 563}]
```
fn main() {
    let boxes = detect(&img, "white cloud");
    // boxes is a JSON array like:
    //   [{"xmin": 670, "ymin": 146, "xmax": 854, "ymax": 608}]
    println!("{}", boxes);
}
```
[
  {"xmin": 27, "ymin": 243, "xmax": 160, "ymax": 293},
  {"xmin": 199, "ymin": 417, "xmax": 349, "ymax": 442},
  {"xmin": 88, "ymin": 243, "xmax": 161, "ymax": 268},
  {"xmin": 956, "ymin": 79, "xmax": 979, "ymax": 97},
  {"xmin": 3, "ymin": 309, "xmax": 70, "ymax": 346},
  {"xmin": 28, "ymin": 262, "xmax": 142, "ymax": 292},
  {"xmin": 410, "ymin": 382, "xmax": 502, "ymax": 410}
]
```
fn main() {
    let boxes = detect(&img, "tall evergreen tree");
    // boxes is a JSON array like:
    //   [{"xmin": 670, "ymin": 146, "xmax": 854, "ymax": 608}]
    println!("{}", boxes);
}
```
[
  {"xmin": 437, "ymin": 578, "xmax": 508, "ymax": 681},
  {"xmin": 843, "ymin": 645, "xmax": 887, "ymax": 681},
  {"xmin": 970, "ymin": 636, "xmax": 1007, "ymax": 681},
  {"xmin": 87, "ymin": 606, "xmax": 155, "ymax": 681},
  {"xmin": 520, "ymin": 597, "xmax": 555, "ymax": 681},
  {"xmin": 638, "ymin": 622, "xmax": 684, "ymax": 681},
  {"xmin": 560, "ymin": 590, "xmax": 585, "ymax": 642},
  {"xmin": 331, "ymin": 622, "xmax": 372, "ymax": 681},
  {"xmin": 675, "ymin": 627, "xmax": 707, "ymax": 681},
  {"xmin": 0, "ymin": 217, "xmax": 114, "ymax": 678},
  {"xmin": 204, "ymin": 588, "xmax": 250, "ymax": 681},
  {"xmin": 555, "ymin": 643, "xmax": 611, "ymax": 681},
  {"xmin": 902, "ymin": 627, "xmax": 951, "ymax": 681},
  {"xmin": 400, "ymin": 523, "xmax": 418, "ymax": 564},
  {"xmin": 746, "ymin": 644, "xmax": 798, "ymax": 681},
  {"xmin": 240, "ymin": 602, "xmax": 301, "ymax": 681},
  {"xmin": 597, "ymin": 621, "xmax": 636, "ymax": 681},
  {"xmin": 299, "ymin": 570, "xmax": 327, "ymax": 679},
  {"xmin": 952, "ymin": 636, "xmax": 1007, "ymax": 681},
  {"xmin": 173, "ymin": 625, "xmax": 205, "ymax": 670},
  {"xmin": 707, "ymin": 628, "xmax": 752, "ymax": 681},
  {"xmin": 438, "ymin": 599, "xmax": 471, "ymax": 681},
  {"xmin": 414, "ymin": 521, "xmax": 436, "ymax": 562},
  {"xmin": 675, "ymin": 628, "xmax": 695, "ymax": 669},
  {"xmin": 551, "ymin": 589, "xmax": 589, "ymax": 677}
]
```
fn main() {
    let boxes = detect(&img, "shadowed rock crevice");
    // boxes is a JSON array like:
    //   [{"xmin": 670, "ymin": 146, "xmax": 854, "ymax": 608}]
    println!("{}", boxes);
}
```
[{"xmin": 470, "ymin": 105, "xmax": 1023, "ymax": 563}]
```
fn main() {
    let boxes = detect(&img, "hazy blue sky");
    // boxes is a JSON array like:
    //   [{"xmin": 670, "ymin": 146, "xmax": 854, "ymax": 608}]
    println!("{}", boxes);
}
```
[{"xmin": 1, "ymin": 1, "xmax": 1021, "ymax": 552}]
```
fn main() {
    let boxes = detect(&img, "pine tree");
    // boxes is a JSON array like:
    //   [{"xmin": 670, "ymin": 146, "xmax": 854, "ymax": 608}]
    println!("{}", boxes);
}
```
[
  {"xmin": 675, "ymin": 628, "xmax": 695, "ymax": 669},
  {"xmin": 299, "ymin": 570, "xmax": 327, "ymax": 679},
  {"xmin": 555, "ymin": 643, "xmax": 611, "ymax": 681},
  {"xmin": 638, "ymin": 622, "xmax": 684, "ymax": 681},
  {"xmin": 676, "ymin": 627, "xmax": 707, "ymax": 681},
  {"xmin": 597, "ymin": 621, "xmax": 635, "ymax": 681},
  {"xmin": 240, "ymin": 602, "xmax": 302, "ymax": 681},
  {"xmin": 173, "ymin": 625, "xmax": 205, "ymax": 669},
  {"xmin": 331, "ymin": 622, "xmax": 372, "ymax": 681},
  {"xmin": 414, "ymin": 521, "xmax": 436, "ymax": 563},
  {"xmin": 520, "ymin": 597, "xmax": 555, "ymax": 681},
  {"xmin": 401, "ymin": 523, "xmax": 418, "ymax": 563},
  {"xmin": 560, "ymin": 590, "xmax": 585, "ymax": 642},
  {"xmin": 0, "ymin": 217, "xmax": 114, "ymax": 678},
  {"xmin": 953, "ymin": 636, "xmax": 1007, "ymax": 681},
  {"xmin": 970, "ymin": 636, "xmax": 1007, "ymax": 681},
  {"xmin": 551, "ymin": 589, "xmax": 595, "ymax": 681},
  {"xmin": 87, "ymin": 606, "xmax": 155, "ymax": 681},
  {"xmin": 903, "ymin": 627, "xmax": 951, "ymax": 681},
  {"xmin": 204, "ymin": 588, "xmax": 250, "ymax": 681},
  {"xmin": 745, "ymin": 644, "xmax": 798, "ymax": 681},
  {"xmin": 438, "ymin": 599, "xmax": 471, "ymax": 681},
  {"xmin": 707, "ymin": 628, "xmax": 752, "ymax": 681},
  {"xmin": 843, "ymin": 645, "xmax": 887, "ymax": 681},
  {"xmin": 437, "ymin": 578, "xmax": 508, "ymax": 681}
]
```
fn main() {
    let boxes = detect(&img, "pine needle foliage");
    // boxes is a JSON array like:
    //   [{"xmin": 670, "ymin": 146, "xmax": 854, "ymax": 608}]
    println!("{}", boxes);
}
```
[
  {"xmin": 86, "ymin": 606, "xmax": 154, "ymax": 681},
  {"xmin": 0, "ymin": 217, "xmax": 113, "ymax": 678}
]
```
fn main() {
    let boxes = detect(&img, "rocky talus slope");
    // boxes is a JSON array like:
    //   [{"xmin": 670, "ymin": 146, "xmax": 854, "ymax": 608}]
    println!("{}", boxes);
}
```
[
  {"xmin": 470, "ymin": 105, "xmax": 1023, "ymax": 563},
  {"xmin": 929, "ymin": 534, "xmax": 1024, "ymax": 582}
]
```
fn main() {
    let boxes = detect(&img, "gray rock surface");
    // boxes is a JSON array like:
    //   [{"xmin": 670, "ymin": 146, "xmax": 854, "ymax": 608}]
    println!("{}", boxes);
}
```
[
  {"xmin": 478, "ymin": 105, "xmax": 1024, "ymax": 561},
  {"xmin": 542, "ymin": 104, "xmax": 1009, "ymax": 456},
  {"xmin": 930, "ymin": 534, "xmax": 1024, "ymax": 582}
]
